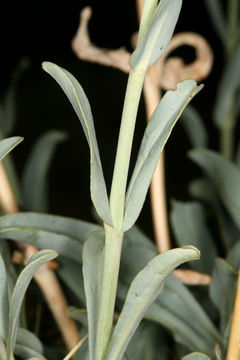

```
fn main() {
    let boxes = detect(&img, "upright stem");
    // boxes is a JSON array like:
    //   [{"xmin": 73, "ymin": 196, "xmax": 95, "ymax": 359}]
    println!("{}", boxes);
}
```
[
  {"xmin": 220, "ymin": 116, "xmax": 235, "ymax": 160},
  {"xmin": 110, "ymin": 68, "xmax": 146, "ymax": 231},
  {"xmin": 226, "ymin": 0, "xmax": 239, "ymax": 58},
  {"xmin": 95, "ymin": 225, "xmax": 123, "ymax": 360}
]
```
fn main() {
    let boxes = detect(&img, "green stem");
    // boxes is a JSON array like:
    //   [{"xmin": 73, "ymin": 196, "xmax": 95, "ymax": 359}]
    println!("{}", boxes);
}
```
[
  {"xmin": 95, "ymin": 224, "xmax": 123, "ymax": 360},
  {"xmin": 109, "ymin": 68, "xmax": 146, "ymax": 231},
  {"xmin": 220, "ymin": 117, "xmax": 235, "ymax": 160},
  {"xmin": 227, "ymin": 0, "xmax": 239, "ymax": 57}
]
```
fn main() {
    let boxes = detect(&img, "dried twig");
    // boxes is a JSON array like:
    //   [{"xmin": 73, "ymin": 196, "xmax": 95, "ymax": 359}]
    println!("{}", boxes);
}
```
[
  {"xmin": 71, "ymin": 7, "xmax": 213, "ymax": 285},
  {"xmin": 0, "ymin": 161, "xmax": 79, "ymax": 350},
  {"xmin": 63, "ymin": 334, "xmax": 88, "ymax": 360},
  {"xmin": 226, "ymin": 269, "xmax": 240, "ymax": 360}
]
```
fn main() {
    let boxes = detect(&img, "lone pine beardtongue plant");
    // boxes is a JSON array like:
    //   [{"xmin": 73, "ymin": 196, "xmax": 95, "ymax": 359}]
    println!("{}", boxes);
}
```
[
  {"xmin": 0, "ymin": 0, "xmax": 208, "ymax": 359},
  {"xmin": 43, "ymin": 0, "xmax": 201, "ymax": 359}
]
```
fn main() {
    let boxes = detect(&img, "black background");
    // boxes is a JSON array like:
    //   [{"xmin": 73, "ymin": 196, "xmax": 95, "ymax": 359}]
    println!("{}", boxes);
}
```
[{"xmin": 0, "ymin": 1, "xmax": 224, "ymax": 237}]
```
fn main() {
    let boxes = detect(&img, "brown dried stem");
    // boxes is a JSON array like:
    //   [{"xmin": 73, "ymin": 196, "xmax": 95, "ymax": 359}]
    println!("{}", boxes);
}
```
[
  {"xmin": 0, "ymin": 161, "xmax": 79, "ymax": 350},
  {"xmin": 71, "ymin": 7, "xmax": 212, "ymax": 285},
  {"xmin": 226, "ymin": 269, "xmax": 240, "ymax": 360}
]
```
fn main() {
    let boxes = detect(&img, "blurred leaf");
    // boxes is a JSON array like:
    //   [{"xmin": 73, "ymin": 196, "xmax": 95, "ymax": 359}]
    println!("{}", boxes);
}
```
[
  {"xmin": 125, "ymin": 321, "xmax": 168, "ymax": 360},
  {"xmin": 82, "ymin": 231, "xmax": 105, "ymax": 360},
  {"xmin": 0, "ymin": 339, "xmax": 7, "ymax": 360},
  {"xmin": 0, "ymin": 253, "xmax": 9, "ymax": 341},
  {"xmin": 189, "ymin": 149, "xmax": 240, "ymax": 230},
  {"xmin": 22, "ymin": 130, "xmax": 67, "ymax": 212},
  {"xmin": 67, "ymin": 307, "xmax": 88, "ymax": 327},
  {"xmin": 203, "ymin": 0, "xmax": 227, "ymax": 43},
  {"xmin": 227, "ymin": 241, "xmax": 240, "ymax": 270},
  {"xmin": 14, "ymin": 344, "xmax": 46, "ymax": 360},
  {"xmin": 209, "ymin": 258, "xmax": 237, "ymax": 334},
  {"xmin": 189, "ymin": 178, "xmax": 240, "ymax": 250},
  {"xmin": 124, "ymin": 80, "xmax": 202, "ymax": 230},
  {"xmin": 2, "ymin": 155, "xmax": 23, "ymax": 207},
  {"xmin": 130, "ymin": 0, "xmax": 182, "ymax": 69},
  {"xmin": 0, "ymin": 137, "xmax": 23, "ymax": 161},
  {"xmin": 74, "ymin": 327, "xmax": 89, "ymax": 360},
  {"xmin": 170, "ymin": 200, "xmax": 217, "ymax": 274},
  {"xmin": 213, "ymin": 45, "xmax": 240, "ymax": 128},
  {"xmin": 181, "ymin": 105, "xmax": 208, "ymax": 148},
  {"xmin": 7, "ymin": 249, "xmax": 58, "ymax": 359},
  {"xmin": 57, "ymin": 258, "xmax": 85, "ymax": 304},
  {"xmin": 182, "ymin": 352, "xmax": 211, "ymax": 360},
  {"xmin": 16, "ymin": 328, "xmax": 43, "ymax": 355},
  {"xmin": 0, "ymin": 212, "xmax": 100, "ymax": 262},
  {"xmin": 42, "ymin": 62, "xmax": 112, "ymax": 225},
  {"xmin": 106, "ymin": 246, "xmax": 200, "ymax": 360}
]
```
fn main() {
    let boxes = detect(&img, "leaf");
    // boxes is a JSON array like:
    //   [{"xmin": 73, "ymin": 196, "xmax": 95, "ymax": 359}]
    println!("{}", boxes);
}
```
[
  {"xmin": 181, "ymin": 105, "xmax": 208, "ymax": 148},
  {"xmin": 0, "ymin": 253, "xmax": 9, "ymax": 341},
  {"xmin": 170, "ymin": 200, "xmax": 217, "ymax": 274},
  {"xmin": 7, "ymin": 249, "xmax": 58, "ymax": 359},
  {"xmin": 0, "ymin": 212, "xmax": 100, "ymax": 263},
  {"xmin": 105, "ymin": 246, "xmax": 200, "ymax": 360},
  {"xmin": 227, "ymin": 241, "xmax": 240, "ymax": 270},
  {"xmin": 82, "ymin": 231, "xmax": 105, "ymax": 360},
  {"xmin": 209, "ymin": 258, "xmax": 238, "ymax": 334},
  {"xmin": 22, "ymin": 130, "xmax": 67, "ymax": 212},
  {"xmin": 189, "ymin": 149, "xmax": 240, "ymax": 230},
  {"xmin": 0, "ymin": 339, "xmax": 7, "ymax": 360},
  {"xmin": 124, "ymin": 80, "xmax": 202, "ymax": 230},
  {"xmin": 42, "ymin": 62, "xmax": 112, "ymax": 225},
  {"xmin": 119, "ymin": 228, "xmax": 220, "ymax": 356},
  {"xmin": 14, "ymin": 344, "xmax": 46, "ymax": 360},
  {"xmin": 130, "ymin": 0, "xmax": 182, "ymax": 69},
  {"xmin": 203, "ymin": 0, "xmax": 227, "ymax": 43},
  {"xmin": 16, "ymin": 328, "xmax": 43, "ymax": 355},
  {"xmin": 67, "ymin": 307, "xmax": 88, "ymax": 327},
  {"xmin": 0, "ymin": 137, "xmax": 23, "ymax": 161},
  {"xmin": 213, "ymin": 44, "xmax": 240, "ymax": 128},
  {"xmin": 182, "ymin": 352, "xmax": 211, "ymax": 360}
]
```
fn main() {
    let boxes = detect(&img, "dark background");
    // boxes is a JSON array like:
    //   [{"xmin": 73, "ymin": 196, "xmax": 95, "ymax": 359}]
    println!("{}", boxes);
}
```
[{"xmin": 0, "ymin": 1, "xmax": 223, "ymax": 237}]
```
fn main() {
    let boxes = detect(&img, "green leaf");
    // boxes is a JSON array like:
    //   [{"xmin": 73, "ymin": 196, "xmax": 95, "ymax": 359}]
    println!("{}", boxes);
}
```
[
  {"xmin": 67, "ymin": 307, "xmax": 88, "ymax": 327},
  {"xmin": 181, "ymin": 105, "xmax": 208, "ymax": 148},
  {"xmin": 120, "ymin": 228, "xmax": 220, "ymax": 356},
  {"xmin": 105, "ymin": 246, "xmax": 200, "ymax": 360},
  {"xmin": 170, "ymin": 200, "xmax": 217, "ymax": 274},
  {"xmin": 182, "ymin": 352, "xmax": 211, "ymax": 360},
  {"xmin": 227, "ymin": 241, "xmax": 240, "ymax": 270},
  {"xmin": 22, "ymin": 130, "xmax": 67, "ymax": 212},
  {"xmin": 213, "ymin": 44, "xmax": 240, "ymax": 128},
  {"xmin": 189, "ymin": 149, "xmax": 240, "ymax": 230},
  {"xmin": 42, "ymin": 62, "xmax": 112, "ymax": 225},
  {"xmin": 0, "ymin": 212, "xmax": 100, "ymax": 263},
  {"xmin": 0, "ymin": 137, "xmax": 23, "ymax": 161},
  {"xmin": 14, "ymin": 344, "xmax": 46, "ymax": 360},
  {"xmin": 0, "ymin": 254, "xmax": 9, "ymax": 341},
  {"xmin": 209, "ymin": 258, "xmax": 238, "ymax": 334},
  {"xmin": 82, "ymin": 231, "xmax": 105, "ymax": 360},
  {"xmin": 130, "ymin": 0, "xmax": 182, "ymax": 69},
  {"xmin": 7, "ymin": 249, "xmax": 58, "ymax": 359},
  {"xmin": 16, "ymin": 328, "xmax": 43, "ymax": 355},
  {"xmin": 203, "ymin": 0, "xmax": 227, "ymax": 43},
  {"xmin": 124, "ymin": 80, "xmax": 202, "ymax": 230},
  {"xmin": 0, "ymin": 339, "xmax": 7, "ymax": 360}
]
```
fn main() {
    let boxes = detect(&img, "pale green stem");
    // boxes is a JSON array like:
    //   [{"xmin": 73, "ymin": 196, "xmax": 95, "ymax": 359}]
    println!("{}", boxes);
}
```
[
  {"xmin": 95, "ymin": 224, "xmax": 123, "ymax": 360},
  {"xmin": 220, "ymin": 117, "xmax": 234, "ymax": 160},
  {"xmin": 109, "ymin": 68, "xmax": 146, "ymax": 230},
  {"xmin": 226, "ymin": 0, "xmax": 239, "ymax": 57}
]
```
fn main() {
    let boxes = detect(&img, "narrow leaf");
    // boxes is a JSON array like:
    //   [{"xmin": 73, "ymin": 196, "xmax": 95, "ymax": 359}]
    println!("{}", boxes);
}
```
[
  {"xmin": 42, "ymin": 62, "xmax": 112, "ymax": 225},
  {"xmin": 16, "ymin": 328, "xmax": 43, "ymax": 355},
  {"xmin": 0, "ymin": 212, "xmax": 100, "ymax": 263},
  {"xmin": 67, "ymin": 307, "xmax": 88, "ymax": 327},
  {"xmin": 130, "ymin": 0, "xmax": 182, "ymax": 69},
  {"xmin": 82, "ymin": 231, "xmax": 105, "ymax": 360},
  {"xmin": 170, "ymin": 200, "xmax": 217, "ymax": 273},
  {"xmin": 105, "ymin": 246, "xmax": 200, "ymax": 360},
  {"xmin": 7, "ymin": 250, "xmax": 58, "ymax": 358},
  {"xmin": 14, "ymin": 344, "xmax": 46, "ymax": 360},
  {"xmin": 203, "ymin": 0, "xmax": 227, "ymax": 43},
  {"xmin": 22, "ymin": 130, "xmax": 67, "ymax": 212},
  {"xmin": 182, "ymin": 352, "xmax": 211, "ymax": 360},
  {"xmin": 189, "ymin": 149, "xmax": 240, "ymax": 230},
  {"xmin": 213, "ymin": 45, "xmax": 240, "ymax": 128},
  {"xmin": 0, "ymin": 137, "xmax": 23, "ymax": 161},
  {"xmin": 0, "ymin": 253, "xmax": 9, "ymax": 341},
  {"xmin": 181, "ymin": 105, "xmax": 208, "ymax": 148},
  {"xmin": 124, "ymin": 80, "xmax": 202, "ymax": 230}
]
